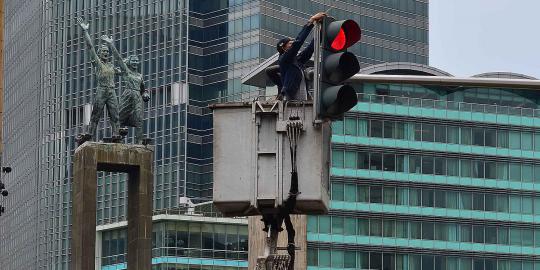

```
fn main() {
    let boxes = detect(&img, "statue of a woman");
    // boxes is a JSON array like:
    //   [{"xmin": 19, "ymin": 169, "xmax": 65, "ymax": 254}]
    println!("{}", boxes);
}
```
[
  {"xmin": 101, "ymin": 36, "xmax": 150, "ymax": 144},
  {"xmin": 77, "ymin": 18, "xmax": 122, "ymax": 141}
]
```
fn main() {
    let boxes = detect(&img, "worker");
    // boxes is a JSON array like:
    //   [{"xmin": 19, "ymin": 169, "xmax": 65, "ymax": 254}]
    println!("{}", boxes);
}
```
[{"xmin": 275, "ymin": 12, "xmax": 327, "ymax": 101}]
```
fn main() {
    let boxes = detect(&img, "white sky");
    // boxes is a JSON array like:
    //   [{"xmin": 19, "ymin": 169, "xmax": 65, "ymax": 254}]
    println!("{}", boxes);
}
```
[{"xmin": 429, "ymin": 0, "xmax": 540, "ymax": 78}]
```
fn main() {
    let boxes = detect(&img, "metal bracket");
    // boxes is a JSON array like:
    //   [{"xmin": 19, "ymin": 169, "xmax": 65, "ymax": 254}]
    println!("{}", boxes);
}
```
[
  {"xmin": 312, "ymin": 119, "xmax": 324, "ymax": 129},
  {"xmin": 277, "ymin": 119, "xmax": 306, "ymax": 133},
  {"xmin": 254, "ymin": 100, "xmax": 280, "ymax": 114},
  {"xmin": 255, "ymin": 226, "xmax": 293, "ymax": 270},
  {"xmin": 256, "ymin": 255, "xmax": 291, "ymax": 270}
]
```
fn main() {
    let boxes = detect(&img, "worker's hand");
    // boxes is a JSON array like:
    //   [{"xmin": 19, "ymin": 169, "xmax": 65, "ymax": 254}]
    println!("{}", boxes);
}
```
[{"xmin": 309, "ymin": 12, "xmax": 327, "ymax": 24}]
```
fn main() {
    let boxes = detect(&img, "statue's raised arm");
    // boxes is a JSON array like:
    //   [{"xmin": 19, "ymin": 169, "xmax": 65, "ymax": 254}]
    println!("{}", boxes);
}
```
[
  {"xmin": 77, "ymin": 17, "xmax": 100, "ymax": 64},
  {"xmin": 101, "ymin": 35, "xmax": 129, "ymax": 74},
  {"xmin": 75, "ymin": 18, "xmax": 122, "ymax": 143}
]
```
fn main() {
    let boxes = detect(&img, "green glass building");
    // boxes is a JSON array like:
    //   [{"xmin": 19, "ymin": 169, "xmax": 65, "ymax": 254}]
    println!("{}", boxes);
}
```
[{"xmin": 307, "ymin": 66, "xmax": 540, "ymax": 270}]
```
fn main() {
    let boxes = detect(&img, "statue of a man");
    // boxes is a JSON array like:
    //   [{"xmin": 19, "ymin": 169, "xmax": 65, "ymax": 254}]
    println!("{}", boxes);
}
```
[
  {"xmin": 101, "ymin": 35, "xmax": 150, "ymax": 144},
  {"xmin": 77, "ymin": 18, "xmax": 122, "ymax": 141}
]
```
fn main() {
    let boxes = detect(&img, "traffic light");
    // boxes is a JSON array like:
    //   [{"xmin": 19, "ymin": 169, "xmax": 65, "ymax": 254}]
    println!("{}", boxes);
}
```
[{"xmin": 316, "ymin": 17, "xmax": 361, "ymax": 119}]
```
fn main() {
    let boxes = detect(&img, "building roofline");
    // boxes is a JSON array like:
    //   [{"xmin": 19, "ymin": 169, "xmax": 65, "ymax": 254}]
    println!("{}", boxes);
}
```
[
  {"xmin": 472, "ymin": 72, "xmax": 537, "ymax": 80},
  {"xmin": 349, "ymin": 74, "xmax": 540, "ymax": 89},
  {"xmin": 359, "ymin": 62, "xmax": 453, "ymax": 76},
  {"xmin": 241, "ymin": 59, "xmax": 539, "ymax": 89},
  {"xmin": 96, "ymin": 214, "xmax": 247, "ymax": 232}
]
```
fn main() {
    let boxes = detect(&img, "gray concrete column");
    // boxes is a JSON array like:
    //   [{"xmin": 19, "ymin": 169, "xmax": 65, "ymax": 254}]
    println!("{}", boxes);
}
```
[{"xmin": 72, "ymin": 142, "xmax": 154, "ymax": 270}]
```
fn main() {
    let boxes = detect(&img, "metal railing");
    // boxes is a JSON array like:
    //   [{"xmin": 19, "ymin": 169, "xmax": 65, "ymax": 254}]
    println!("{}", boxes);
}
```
[
  {"xmin": 152, "ymin": 207, "xmax": 245, "ymax": 219},
  {"xmin": 357, "ymin": 93, "xmax": 540, "ymax": 118},
  {"xmin": 101, "ymin": 247, "xmax": 249, "ymax": 266},
  {"xmin": 196, "ymin": 89, "xmax": 540, "ymax": 119},
  {"xmin": 98, "ymin": 207, "xmax": 246, "ymax": 226}
]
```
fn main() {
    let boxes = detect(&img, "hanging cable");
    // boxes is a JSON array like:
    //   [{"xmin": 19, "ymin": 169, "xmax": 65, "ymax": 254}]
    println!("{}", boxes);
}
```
[
  {"xmin": 283, "ymin": 112, "xmax": 304, "ymax": 269},
  {"xmin": 257, "ymin": 104, "xmax": 305, "ymax": 270}
]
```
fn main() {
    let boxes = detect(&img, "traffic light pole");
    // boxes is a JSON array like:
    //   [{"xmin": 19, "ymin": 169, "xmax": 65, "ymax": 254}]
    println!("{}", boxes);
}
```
[{"xmin": 312, "ymin": 22, "xmax": 323, "ymax": 126}]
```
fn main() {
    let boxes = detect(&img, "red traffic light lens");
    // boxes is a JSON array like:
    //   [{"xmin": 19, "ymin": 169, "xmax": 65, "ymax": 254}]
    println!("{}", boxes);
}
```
[
  {"xmin": 327, "ymin": 20, "xmax": 361, "ymax": 51},
  {"xmin": 331, "ymin": 28, "xmax": 346, "ymax": 51}
]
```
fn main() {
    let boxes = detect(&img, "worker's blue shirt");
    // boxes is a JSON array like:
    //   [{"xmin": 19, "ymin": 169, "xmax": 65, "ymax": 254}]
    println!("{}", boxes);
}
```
[{"xmin": 278, "ymin": 23, "xmax": 314, "ymax": 99}]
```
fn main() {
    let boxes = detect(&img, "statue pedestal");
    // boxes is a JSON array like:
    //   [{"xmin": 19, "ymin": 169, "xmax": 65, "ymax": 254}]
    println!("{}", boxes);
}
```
[{"xmin": 71, "ymin": 142, "xmax": 154, "ymax": 270}]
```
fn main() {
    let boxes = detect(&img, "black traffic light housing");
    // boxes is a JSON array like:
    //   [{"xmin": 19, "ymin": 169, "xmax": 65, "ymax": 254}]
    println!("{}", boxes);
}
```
[{"xmin": 316, "ymin": 17, "xmax": 361, "ymax": 120}]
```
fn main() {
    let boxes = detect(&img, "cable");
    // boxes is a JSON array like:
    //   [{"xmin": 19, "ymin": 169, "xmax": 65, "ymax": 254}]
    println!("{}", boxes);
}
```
[
  {"xmin": 283, "ymin": 113, "xmax": 304, "ymax": 269},
  {"xmin": 258, "ymin": 108, "xmax": 304, "ymax": 270}
]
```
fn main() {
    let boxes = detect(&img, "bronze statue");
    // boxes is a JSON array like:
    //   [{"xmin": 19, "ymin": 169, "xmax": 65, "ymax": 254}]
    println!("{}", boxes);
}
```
[
  {"xmin": 77, "ymin": 17, "xmax": 122, "ymax": 142},
  {"xmin": 101, "ymin": 35, "xmax": 150, "ymax": 144}
]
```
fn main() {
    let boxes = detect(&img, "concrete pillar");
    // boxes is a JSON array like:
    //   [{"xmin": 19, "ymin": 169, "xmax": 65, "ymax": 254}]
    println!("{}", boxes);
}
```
[
  {"xmin": 72, "ymin": 142, "xmax": 153, "ymax": 270},
  {"xmin": 95, "ymin": 231, "xmax": 102, "ymax": 270}
]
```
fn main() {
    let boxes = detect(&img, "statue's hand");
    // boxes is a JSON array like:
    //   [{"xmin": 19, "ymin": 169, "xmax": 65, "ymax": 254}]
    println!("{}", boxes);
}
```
[
  {"xmin": 101, "ymin": 35, "xmax": 113, "ymax": 44},
  {"xmin": 142, "ymin": 92, "xmax": 150, "ymax": 102},
  {"xmin": 77, "ymin": 17, "xmax": 89, "ymax": 31}
]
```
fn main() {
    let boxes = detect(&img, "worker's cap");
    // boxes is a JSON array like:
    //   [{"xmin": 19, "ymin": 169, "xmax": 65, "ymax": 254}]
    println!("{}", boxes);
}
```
[{"xmin": 276, "ymin": 38, "xmax": 291, "ymax": 54}]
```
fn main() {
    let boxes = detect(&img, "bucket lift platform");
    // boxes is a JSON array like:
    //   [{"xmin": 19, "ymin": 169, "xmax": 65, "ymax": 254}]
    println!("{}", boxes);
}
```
[
  {"xmin": 212, "ymin": 100, "xmax": 331, "ymax": 269},
  {"xmin": 211, "ymin": 100, "xmax": 330, "ymax": 217}
]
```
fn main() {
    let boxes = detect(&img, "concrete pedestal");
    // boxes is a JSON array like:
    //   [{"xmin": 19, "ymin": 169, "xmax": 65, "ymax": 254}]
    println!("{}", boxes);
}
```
[{"xmin": 71, "ymin": 142, "xmax": 153, "ymax": 270}]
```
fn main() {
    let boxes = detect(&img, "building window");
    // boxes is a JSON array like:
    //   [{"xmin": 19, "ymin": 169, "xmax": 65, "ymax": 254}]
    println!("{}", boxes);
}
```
[
  {"xmin": 332, "ymin": 149, "xmax": 540, "ymax": 183},
  {"xmin": 335, "ymin": 118, "xmax": 540, "ymax": 153}
]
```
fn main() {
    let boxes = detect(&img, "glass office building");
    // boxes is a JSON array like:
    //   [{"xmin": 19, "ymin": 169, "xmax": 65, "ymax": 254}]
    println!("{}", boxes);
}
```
[
  {"xmin": 307, "ymin": 65, "xmax": 540, "ymax": 269},
  {"xmin": 1, "ymin": 0, "xmax": 428, "ymax": 269},
  {"xmin": 98, "ymin": 204, "xmax": 248, "ymax": 270}
]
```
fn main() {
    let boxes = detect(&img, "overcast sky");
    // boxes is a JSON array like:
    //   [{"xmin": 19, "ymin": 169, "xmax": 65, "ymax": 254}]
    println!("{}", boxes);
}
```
[{"xmin": 429, "ymin": 0, "xmax": 540, "ymax": 78}]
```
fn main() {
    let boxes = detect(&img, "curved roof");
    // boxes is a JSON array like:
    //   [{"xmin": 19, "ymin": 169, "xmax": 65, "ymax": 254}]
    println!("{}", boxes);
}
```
[
  {"xmin": 359, "ymin": 62, "xmax": 453, "ymax": 77},
  {"xmin": 472, "ymin": 72, "xmax": 537, "ymax": 80}
]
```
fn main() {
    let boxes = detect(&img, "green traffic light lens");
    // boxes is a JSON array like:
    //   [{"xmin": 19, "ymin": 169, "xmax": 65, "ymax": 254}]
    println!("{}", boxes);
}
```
[{"xmin": 322, "ymin": 85, "xmax": 358, "ymax": 116}]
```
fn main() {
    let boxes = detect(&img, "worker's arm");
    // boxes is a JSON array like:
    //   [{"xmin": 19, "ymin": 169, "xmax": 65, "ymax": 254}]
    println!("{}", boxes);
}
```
[
  {"xmin": 280, "ymin": 12, "xmax": 326, "ymax": 63},
  {"xmin": 296, "ymin": 38, "xmax": 314, "ymax": 65},
  {"xmin": 280, "ymin": 23, "xmax": 314, "ymax": 64}
]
